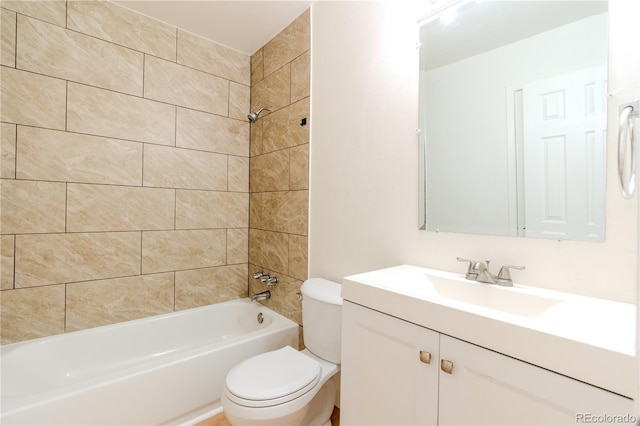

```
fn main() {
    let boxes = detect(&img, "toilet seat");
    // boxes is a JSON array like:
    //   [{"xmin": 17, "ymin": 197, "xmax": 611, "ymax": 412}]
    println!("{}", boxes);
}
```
[{"xmin": 224, "ymin": 346, "xmax": 321, "ymax": 408}]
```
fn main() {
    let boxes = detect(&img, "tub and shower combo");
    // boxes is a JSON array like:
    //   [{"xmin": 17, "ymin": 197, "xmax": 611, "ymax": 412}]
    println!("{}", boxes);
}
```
[{"xmin": 1, "ymin": 299, "xmax": 299, "ymax": 425}]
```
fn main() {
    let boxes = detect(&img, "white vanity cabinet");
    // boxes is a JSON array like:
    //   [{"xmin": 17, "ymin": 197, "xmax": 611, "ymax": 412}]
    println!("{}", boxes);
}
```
[{"xmin": 341, "ymin": 301, "xmax": 633, "ymax": 426}]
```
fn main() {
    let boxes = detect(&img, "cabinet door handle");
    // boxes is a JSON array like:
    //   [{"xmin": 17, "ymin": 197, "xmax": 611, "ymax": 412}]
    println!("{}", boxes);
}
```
[
  {"xmin": 441, "ymin": 359, "xmax": 454, "ymax": 374},
  {"xmin": 419, "ymin": 351, "xmax": 431, "ymax": 364}
]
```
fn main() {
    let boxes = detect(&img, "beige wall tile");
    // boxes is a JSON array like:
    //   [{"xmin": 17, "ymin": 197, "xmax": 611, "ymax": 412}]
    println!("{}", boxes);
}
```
[
  {"xmin": 67, "ymin": 82, "xmax": 175, "ymax": 145},
  {"xmin": 67, "ymin": 184, "xmax": 175, "ymax": 232},
  {"xmin": 67, "ymin": 0, "xmax": 177, "ymax": 61},
  {"xmin": 249, "ymin": 272, "xmax": 302, "ymax": 325},
  {"xmin": 262, "ymin": 97, "xmax": 310, "ymax": 153},
  {"xmin": 1, "ymin": 67, "xmax": 66, "ymax": 130},
  {"xmin": 0, "ymin": 285, "xmax": 65, "ymax": 344},
  {"xmin": 1, "ymin": 1, "xmax": 66, "ymax": 26},
  {"xmin": 229, "ymin": 82, "xmax": 251, "ymax": 121},
  {"xmin": 263, "ymin": 9, "xmax": 310, "ymax": 77},
  {"xmin": 177, "ymin": 30, "xmax": 250, "ymax": 85},
  {"xmin": 1, "ymin": 122, "xmax": 16, "ymax": 178},
  {"xmin": 144, "ymin": 56, "xmax": 229, "ymax": 115},
  {"xmin": 227, "ymin": 228, "xmax": 248, "ymax": 264},
  {"xmin": 291, "ymin": 51, "xmax": 310, "ymax": 103},
  {"xmin": 142, "ymin": 229, "xmax": 227, "ymax": 274},
  {"xmin": 1, "ymin": 235, "xmax": 14, "ymax": 290},
  {"xmin": 251, "ymin": 64, "xmax": 290, "ymax": 113},
  {"xmin": 143, "ymin": 144, "xmax": 227, "ymax": 191},
  {"xmin": 16, "ymin": 127, "xmax": 143, "ymax": 185},
  {"xmin": 176, "ymin": 190, "xmax": 248, "ymax": 229},
  {"xmin": 249, "ymin": 229, "xmax": 289, "ymax": 275},
  {"xmin": 175, "ymin": 264, "xmax": 248, "ymax": 310},
  {"xmin": 17, "ymin": 15, "xmax": 143, "ymax": 96},
  {"xmin": 290, "ymin": 143, "xmax": 309, "ymax": 190},
  {"xmin": 288, "ymin": 234, "xmax": 308, "ymax": 280},
  {"xmin": 176, "ymin": 108, "xmax": 249, "ymax": 156},
  {"xmin": 228, "ymin": 156, "xmax": 249, "ymax": 192},
  {"xmin": 250, "ymin": 149, "xmax": 290, "ymax": 192},
  {"xmin": 251, "ymin": 48, "xmax": 264, "ymax": 85},
  {"xmin": 66, "ymin": 273, "xmax": 174, "ymax": 332},
  {"xmin": 250, "ymin": 119, "xmax": 264, "ymax": 157},
  {"xmin": 0, "ymin": 179, "xmax": 66, "ymax": 234},
  {"xmin": 250, "ymin": 192, "xmax": 262, "ymax": 229},
  {"xmin": 259, "ymin": 190, "xmax": 308, "ymax": 235},
  {"xmin": 1, "ymin": 8, "xmax": 16, "ymax": 67},
  {"xmin": 15, "ymin": 232, "xmax": 141, "ymax": 287}
]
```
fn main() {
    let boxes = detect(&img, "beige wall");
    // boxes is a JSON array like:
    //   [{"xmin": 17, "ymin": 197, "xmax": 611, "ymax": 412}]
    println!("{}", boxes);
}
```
[
  {"xmin": 310, "ymin": 0, "xmax": 639, "ymax": 304},
  {"xmin": 0, "ymin": 0, "xmax": 251, "ymax": 344},
  {"xmin": 248, "ymin": 10, "xmax": 310, "ymax": 328}
]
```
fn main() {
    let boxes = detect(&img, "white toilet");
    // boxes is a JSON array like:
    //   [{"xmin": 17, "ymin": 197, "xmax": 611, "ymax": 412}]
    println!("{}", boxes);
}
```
[{"xmin": 221, "ymin": 278, "xmax": 342, "ymax": 426}]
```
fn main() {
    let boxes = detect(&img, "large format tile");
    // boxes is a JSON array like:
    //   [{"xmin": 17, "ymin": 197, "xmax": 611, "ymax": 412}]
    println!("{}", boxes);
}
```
[
  {"xmin": 142, "ymin": 229, "xmax": 227, "ymax": 273},
  {"xmin": 143, "ymin": 144, "xmax": 227, "ymax": 190},
  {"xmin": 65, "ymin": 273, "xmax": 174, "ymax": 331},
  {"xmin": 291, "ymin": 51, "xmax": 310, "ymax": 103},
  {"xmin": 1, "ymin": 235, "xmax": 14, "ymax": 290},
  {"xmin": 1, "ymin": 122, "xmax": 16, "ymax": 178},
  {"xmin": 228, "ymin": 156, "xmax": 249, "ymax": 192},
  {"xmin": 227, "ymin": 228, "xmax": 248, "ymax": 264},
  {"xmin": 67, "ymin": 82, "xmax": 175, "ymax": 145},
  {"xmin": 175, "ymin": 264, "xmax": 248, "ymax": 310},
  {"xmin": 176, "ymin": 108, "xmax": 249, "ymax": 156},
  {"xmin": 251, "ymin": 48, "xmax": 264, "ymax": 85},
  {"xmin": 288, "ymin": 234, "xmax": 308, "ymax": 280},
  {"xmin": 0, "ymin": 285, "xmax": 65, "ymax": 345},
  {"xmin": 67, "ymin": 0, "xmax": 177, "ymax": 61},
  {"xmin": 176, "ymin": 190, "xmax": 248, "ymax": 229},
  {"xmin": 289, "ymin": 143, "xmax": 309, "ymax": 190},
  {"xmin": 258, "ymin": 190, "xmax": 308, "ymax": 235},
  {"xmin": 177, "ymin": 30, "xmax": 250, "ymax": 85},
  {"xmin": 17, "ymin": 15, "xmax": 143, "ymax": 95},
  {"xmin": 0, "ymin": 179, "xmax": 66, "ymax": 234},
  {"xmin": 262, "ymin": 98, "xmax": 310, "ymax": 153},
  {"xmin": 1, "ymin": 8, "xmax": 16, "ymax": 67},
  {"xmin": 16, "ymin": 127, "xmax": 143, "ymax": 185},
  {"xmin": 144, "ymin": 56, "xmax": 229, "ymax": 115},
  {"xmin": 263, "ymin": 9, "xmax": 310, "ymax": 77},
  {"xmin": 14, "ymin": 232, "xmax": 141, "ymax": 287},
  {"xmin": 1, "ymin": 67, "xmax": 66, "ymax": 130},
  {"xmin": 250, "ymin": 149, "xmax": 290, "ymax": 192},
  {"xmin": 249, "ymin": 229, "xmax": 289, "ymax": 275},
  {"xmin": 67, "ymin": 184, "xmax": 175, "ymax": 232},
  {"xmin": 251, "ymin": 65, "xmax": 290, "ymax": 113},
  {"xmin": 1, "ymin": 0, "xmax": 66, "ymax": 26},
  {"xmin": 229, "ymin": 82, "xmax": 251, "ymax": 121}
]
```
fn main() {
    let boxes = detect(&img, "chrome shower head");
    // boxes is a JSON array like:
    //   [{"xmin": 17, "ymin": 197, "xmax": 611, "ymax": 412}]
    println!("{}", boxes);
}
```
[{"xmin": 247, "ymin": 107, "xmax": 272, "ymax": 123}]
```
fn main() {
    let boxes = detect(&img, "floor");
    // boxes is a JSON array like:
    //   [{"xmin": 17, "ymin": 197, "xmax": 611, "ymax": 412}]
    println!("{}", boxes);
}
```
[{"xmin": 195, "ymin": 406, "xmax": 340, "ymax": 426}]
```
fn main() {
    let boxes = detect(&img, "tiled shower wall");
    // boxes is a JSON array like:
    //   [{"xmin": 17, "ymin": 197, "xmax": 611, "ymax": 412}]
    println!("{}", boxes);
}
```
[
  {"xmin": 0, "ymin": 0, "xmax": 252, "ymax": 344},
  {"xmin": 248, "ymin": 10, "xmax": 310, "ymax": 328}
]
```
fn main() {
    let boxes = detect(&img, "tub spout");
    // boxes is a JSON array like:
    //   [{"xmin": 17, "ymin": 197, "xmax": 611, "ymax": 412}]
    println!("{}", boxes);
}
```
[{"xmin": 250, "ymin": 290, "xmax": 271, "ymax": 302}]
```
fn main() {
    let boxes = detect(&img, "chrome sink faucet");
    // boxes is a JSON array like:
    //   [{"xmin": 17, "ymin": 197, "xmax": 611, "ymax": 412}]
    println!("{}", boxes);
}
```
[{"xmin": 457, "ymin": 257, "xmax": 525, "ymax": 287}]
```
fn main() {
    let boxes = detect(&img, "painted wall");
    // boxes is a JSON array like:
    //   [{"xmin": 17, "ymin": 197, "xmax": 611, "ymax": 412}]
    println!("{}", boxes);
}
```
[
  {"xmin": 0, "ymin": 0, "xmax": 251, "ymax": 344},
  {"xmin": 310, "ymin": 0, "xmax": 640, "ymax": 303}
]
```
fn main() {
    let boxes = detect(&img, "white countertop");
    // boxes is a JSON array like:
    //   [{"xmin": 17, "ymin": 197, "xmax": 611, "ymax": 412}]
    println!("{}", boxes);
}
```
[{"xmin": 342, "ymin": 264, "xmax": 636, "ymax": 398}]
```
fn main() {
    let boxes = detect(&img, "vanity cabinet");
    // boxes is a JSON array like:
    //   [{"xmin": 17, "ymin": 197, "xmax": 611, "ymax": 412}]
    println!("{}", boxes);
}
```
[{"xmin": 341, "ymin": 301, "xmax": 633, "ymax": 425}]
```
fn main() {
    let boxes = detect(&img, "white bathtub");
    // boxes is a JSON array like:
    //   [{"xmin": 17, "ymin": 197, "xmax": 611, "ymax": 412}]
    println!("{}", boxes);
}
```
[{"xmin": 1, "ymin": 298, "xmax": 299, "ymax": 425}]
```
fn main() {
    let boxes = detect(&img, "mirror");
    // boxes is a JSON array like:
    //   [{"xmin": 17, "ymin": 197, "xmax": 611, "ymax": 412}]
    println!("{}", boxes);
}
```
[{"xmin": 418, "ymin": 0, "xmax": 608, "ymax": 241}]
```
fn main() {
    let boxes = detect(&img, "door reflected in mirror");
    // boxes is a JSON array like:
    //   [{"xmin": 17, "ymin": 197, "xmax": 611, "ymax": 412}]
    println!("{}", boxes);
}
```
[{"xmin": 418, "ymin": 0, "xmax": 608, "ymax": 241}]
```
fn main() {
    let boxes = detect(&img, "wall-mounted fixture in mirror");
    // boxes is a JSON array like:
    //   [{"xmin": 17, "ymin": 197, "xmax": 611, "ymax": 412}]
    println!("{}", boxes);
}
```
[{"xmin": 418, "ymin": 0, "xmax": 608, "ymax": 241}]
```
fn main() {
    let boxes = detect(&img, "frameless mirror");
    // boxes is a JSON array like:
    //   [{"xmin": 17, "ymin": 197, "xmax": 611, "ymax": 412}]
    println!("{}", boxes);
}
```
[{"xmin": 418, "ymin": 0, "xmax": 608, "ymax": 241}]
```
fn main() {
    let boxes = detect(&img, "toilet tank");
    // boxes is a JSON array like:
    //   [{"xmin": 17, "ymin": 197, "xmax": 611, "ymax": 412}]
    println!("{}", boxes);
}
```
[{"xmin": 300, "ymin": 278, "xmax": 343, "ymax": 364}]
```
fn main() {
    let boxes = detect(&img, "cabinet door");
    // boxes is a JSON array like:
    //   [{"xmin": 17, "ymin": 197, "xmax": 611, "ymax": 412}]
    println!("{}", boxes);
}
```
[
  {"xmin": 438, "ymin": 335, "xmax": 634, "ymax": 425},
  {"xmin": 341, "ymin": 302, "xmax": 439, "ymax": 425}
]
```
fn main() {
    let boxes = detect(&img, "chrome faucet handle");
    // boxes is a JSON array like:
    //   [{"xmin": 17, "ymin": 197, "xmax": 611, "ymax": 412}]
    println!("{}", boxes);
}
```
[
  {"xmin": 457, "ymin": 257, "xmax": 478, "ymax": 279},
  {"xmin": 252, "ymin": 271, "xmax": 265, "ymax": 279},
  {"xmin": 260, "ymin": 274, "xmax": 271, "ymax": 282},
  {"xmin": 496, "ymin": 265, "xmax": 526, "ymax": 286},
  {"xmin": 266, "ymin": 276, "xmax": 279, "ymax": 287}
]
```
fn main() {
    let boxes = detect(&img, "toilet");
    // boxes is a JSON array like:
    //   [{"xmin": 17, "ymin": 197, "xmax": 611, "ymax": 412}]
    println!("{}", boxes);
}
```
[{"xmin": 221, "ymin": 278, "xmax": 343, "ymax": 426}]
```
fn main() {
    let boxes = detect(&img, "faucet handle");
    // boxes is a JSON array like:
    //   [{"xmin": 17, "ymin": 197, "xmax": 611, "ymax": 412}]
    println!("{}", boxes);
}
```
[
  {"xmin": 457, "ymin": 257, "xmax": 478, "ymax": 280},
  {"xmin": 260, "ymin": 274, "xmax": 271, "ymax": 282},
  {"xmin": 267, "ymin": 276, "xmax": 279, "ymax": 287},
  {"xmin": 252, "ymin": 271, "xmax": 265, "ymax": 279},
  {"xmin": 497, "ymin": 265, "xmax": 526, "ymax": 284}
]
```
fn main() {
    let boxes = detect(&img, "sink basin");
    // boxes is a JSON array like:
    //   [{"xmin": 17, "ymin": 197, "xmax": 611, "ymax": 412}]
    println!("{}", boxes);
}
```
[{"xmin": 424, "ymin": 274, "xmax": 562, "ymax": 318}]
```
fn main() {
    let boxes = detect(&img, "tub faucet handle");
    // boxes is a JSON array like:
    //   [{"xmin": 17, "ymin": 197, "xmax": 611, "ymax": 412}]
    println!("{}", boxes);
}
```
[
  {"xmin": 260, "ymin": 274, "xmax": 271, "ymax": 283},
  {"xmin": 252, "ymin": 271, "xmax": 265, "ymax": 279},
  {"xmin": 267, "ymin": 276, "xmax": 279, "ymax": 287}
]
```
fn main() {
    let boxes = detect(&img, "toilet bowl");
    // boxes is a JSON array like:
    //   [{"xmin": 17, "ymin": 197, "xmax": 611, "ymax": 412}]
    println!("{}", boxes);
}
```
[{"xmin": 221, "ymin": 278, "xmax": 342, "ymax": 426}]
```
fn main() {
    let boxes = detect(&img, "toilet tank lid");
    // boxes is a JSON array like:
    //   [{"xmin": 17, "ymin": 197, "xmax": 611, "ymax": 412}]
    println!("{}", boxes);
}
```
[{"xmin": 301, "ymin": 278, "xmax": 342, "ymax": 305}]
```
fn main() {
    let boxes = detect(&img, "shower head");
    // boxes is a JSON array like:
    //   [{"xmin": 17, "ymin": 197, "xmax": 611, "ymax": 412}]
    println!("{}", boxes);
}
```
[{"xmin": 247, "ymin": 107, "xmax": 272, "ymax": 123}]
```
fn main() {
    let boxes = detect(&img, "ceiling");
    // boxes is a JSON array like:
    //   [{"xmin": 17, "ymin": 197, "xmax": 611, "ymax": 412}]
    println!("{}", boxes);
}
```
[{"xmin": 114, "ymin": 0, "xmax": 314, "ymax": 55}]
